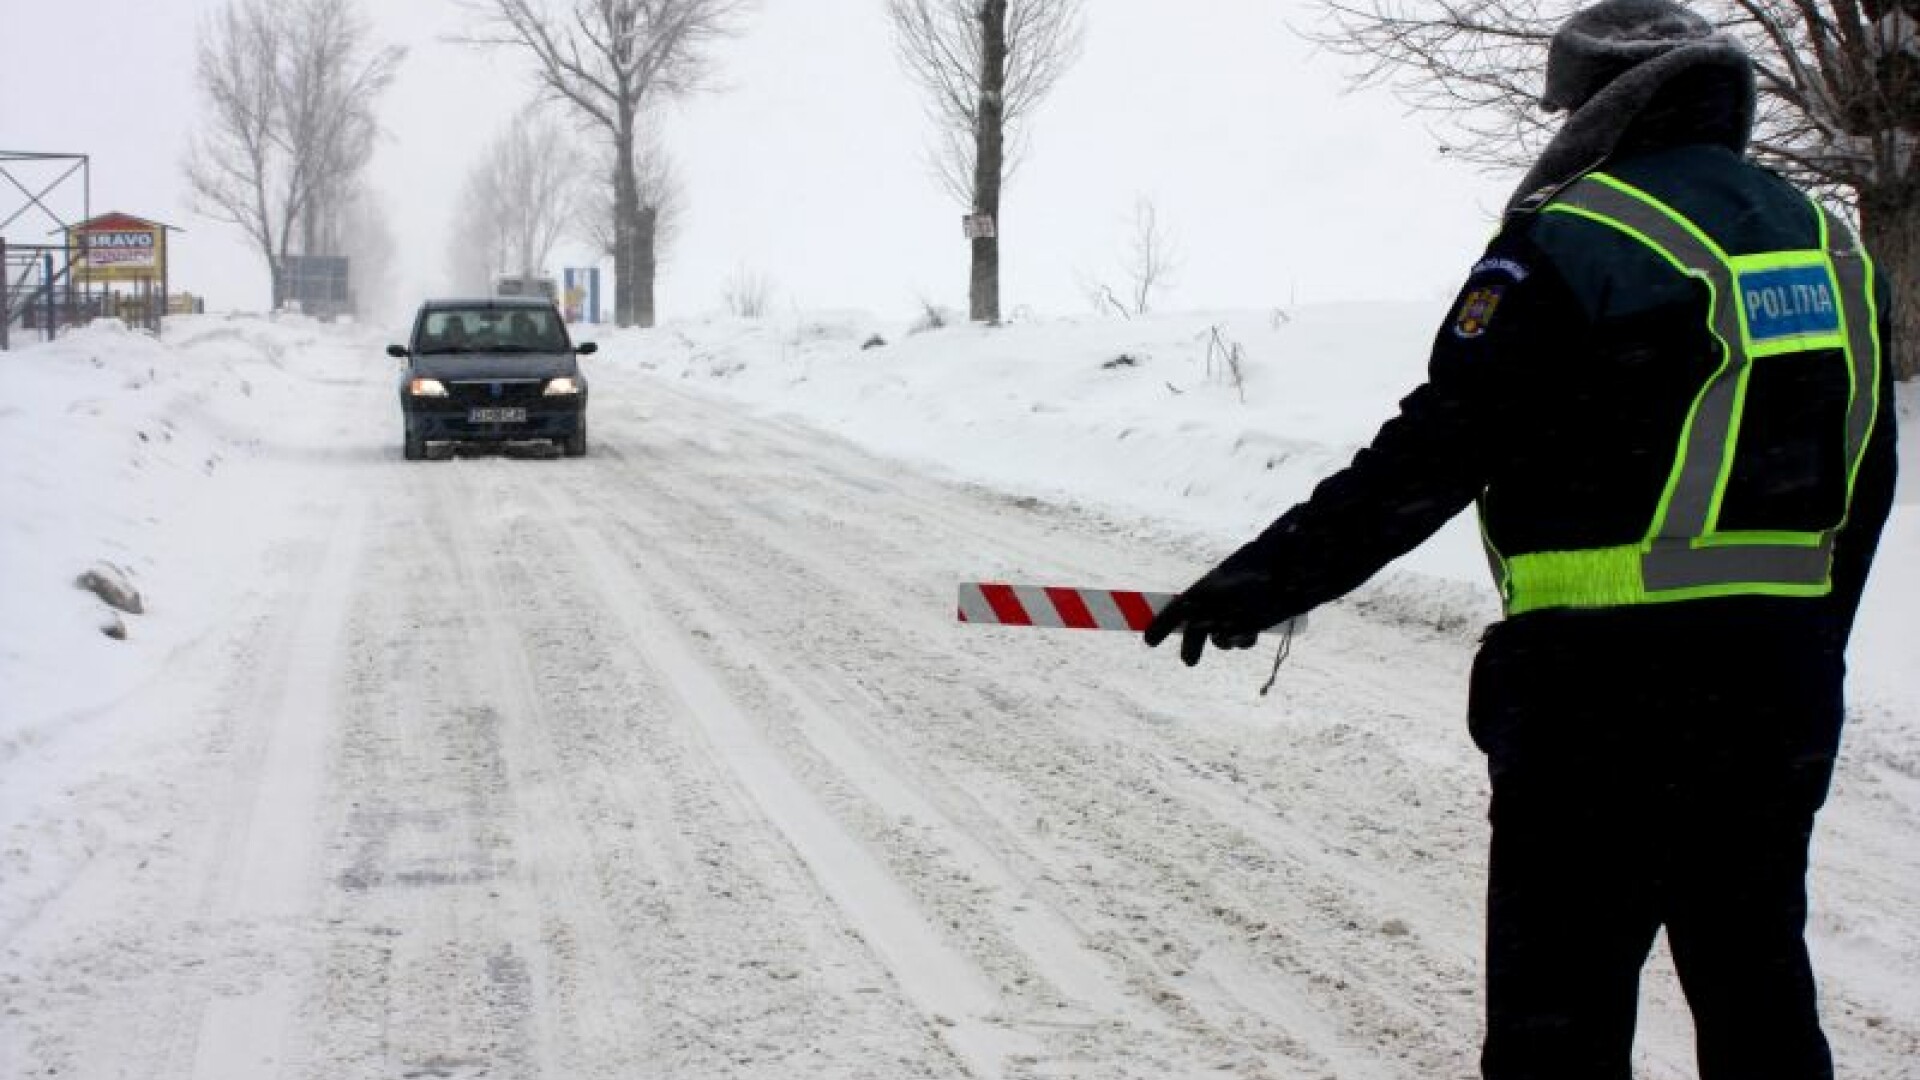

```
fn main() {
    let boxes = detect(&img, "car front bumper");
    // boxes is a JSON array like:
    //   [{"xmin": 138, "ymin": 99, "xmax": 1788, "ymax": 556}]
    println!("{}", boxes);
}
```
[{"xmin": 402, "ymin": 393, "xmax": 586, "ymax": 442}]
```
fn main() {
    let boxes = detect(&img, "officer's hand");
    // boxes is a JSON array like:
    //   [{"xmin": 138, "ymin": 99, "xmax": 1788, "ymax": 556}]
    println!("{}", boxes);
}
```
[{"xmin": 1143, "ymin": 562, "xmax": 1287, "ymax": 667}]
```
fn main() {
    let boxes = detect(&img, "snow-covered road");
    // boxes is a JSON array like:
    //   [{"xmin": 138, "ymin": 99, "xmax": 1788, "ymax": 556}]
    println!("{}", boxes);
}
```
[{"xmin": 3, "ymin": 319, "xmax": 1913, "ymax": 1078}]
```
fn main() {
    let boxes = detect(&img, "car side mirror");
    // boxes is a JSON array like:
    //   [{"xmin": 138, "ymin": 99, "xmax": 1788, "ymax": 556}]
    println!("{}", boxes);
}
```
[
  {"xmin": 387, "ymin": 344, "xmax": 410, "ymax": 359},
  {"xmin": 574, "ymin": 341, "xmax": 598, "ymax": 355}
]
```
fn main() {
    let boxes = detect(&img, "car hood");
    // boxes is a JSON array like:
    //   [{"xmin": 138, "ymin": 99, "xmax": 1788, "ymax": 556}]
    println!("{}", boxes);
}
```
[{"xmin": 411, "ymin": 351, "xmax": 578, "ymax": 380}]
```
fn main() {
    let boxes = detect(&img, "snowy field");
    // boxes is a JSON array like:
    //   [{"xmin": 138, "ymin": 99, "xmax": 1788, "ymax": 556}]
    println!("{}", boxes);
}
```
[{"xmin": 1, "ymin": 308, "xmax": 1914, "ymax": 1078}]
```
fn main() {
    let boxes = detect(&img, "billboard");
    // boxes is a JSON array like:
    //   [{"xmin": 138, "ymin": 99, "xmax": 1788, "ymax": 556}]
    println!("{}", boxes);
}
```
[
  {"xmin": 563, "ymin": 267, "xmax": 601, "ymax": 323},
  {"xmin": 70, "ymin": 213, "xmax": 166, "ymax": 283},
  {"xmin": 279, "ymin": 254, "xmax": 352, "ymax": 317}
]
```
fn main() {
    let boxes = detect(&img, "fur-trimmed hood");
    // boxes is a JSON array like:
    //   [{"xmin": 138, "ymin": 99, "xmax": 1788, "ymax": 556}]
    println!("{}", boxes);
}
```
[{"xmin": 1509, "ymin": 0, "xmax": 1757, "ymax": 210}]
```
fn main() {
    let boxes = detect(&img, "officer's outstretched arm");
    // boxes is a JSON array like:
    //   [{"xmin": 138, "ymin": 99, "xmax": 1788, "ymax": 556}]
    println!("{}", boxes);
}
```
[{"xmin": 1147, "ymin": 228, "xmax": 1578, "ymax": 664}]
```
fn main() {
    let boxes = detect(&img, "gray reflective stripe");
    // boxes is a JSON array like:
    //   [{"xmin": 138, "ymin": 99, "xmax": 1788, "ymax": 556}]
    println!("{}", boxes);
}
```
[
  {"xmin": 1819, "ymin": 205, "xmax": 1883, "ymax": 488},
  {"xmin": 1079, "ymin": 588, "xmax": 1131, "ymax": 631},
  {"xmin": 1008, "ymin": 585, "xmax": 1067, "ymax": 627},
  {"xmin": 1642, "ymin": 540, "xmax": 1832, "ymax": 592},
  {"xmin": 956, "ymin": 583, "xmax": 998, "ymax": 624},
  {"xmin": 1552, "ymin": 178, "xmax": 1747, "ymax": 540},
  {"xmin": 1477, "ymin": 495, "xmax": 1510, "ymax": 596}
]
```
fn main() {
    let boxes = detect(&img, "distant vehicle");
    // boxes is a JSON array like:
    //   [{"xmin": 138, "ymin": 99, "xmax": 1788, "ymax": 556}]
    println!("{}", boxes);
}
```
[
  {"xmin": 493, "ymin": 274, "xmax": 558, "ymax": 302},
  {"xmin": 389, "ymin": 297, "xmax": 596, "ymax": 460}
]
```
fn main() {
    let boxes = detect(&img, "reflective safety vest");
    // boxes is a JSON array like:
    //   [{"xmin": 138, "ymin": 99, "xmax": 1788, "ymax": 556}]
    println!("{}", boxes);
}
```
[{"xmin": 1486, "ymin": 170, "xmax": 1885, "ymax": 617}]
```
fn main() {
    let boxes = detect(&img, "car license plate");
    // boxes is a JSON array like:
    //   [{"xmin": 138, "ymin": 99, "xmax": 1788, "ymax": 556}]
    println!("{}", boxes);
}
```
[{"xmin": 469, "ymin": 407, "xmax": 527, "ymax": 424}]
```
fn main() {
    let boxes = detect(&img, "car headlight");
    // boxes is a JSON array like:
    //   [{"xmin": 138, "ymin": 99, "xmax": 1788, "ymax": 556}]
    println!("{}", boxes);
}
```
[
  {"xmin": 544, "ymin": 376, "xmax": 584, "ymax": 396},
  {"xmin": 407, "ymin": 377, "xmax": 449, "ymax": 398}
]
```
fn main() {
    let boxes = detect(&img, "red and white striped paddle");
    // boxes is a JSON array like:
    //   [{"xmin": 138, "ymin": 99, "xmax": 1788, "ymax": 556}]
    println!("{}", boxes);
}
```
[{"xmin": 956, "ymin": 582, "xmax": 1305, "ymax": 634}]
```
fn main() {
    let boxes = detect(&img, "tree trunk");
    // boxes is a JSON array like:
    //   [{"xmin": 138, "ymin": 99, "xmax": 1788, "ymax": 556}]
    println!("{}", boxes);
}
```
[
  {"xmin": 635, "ymin": 205, "xmax": 659, "ymax": 329},
  {"xmin": 302, "ymin": 202, "xmax": 320, "ymax": 259},
  {"xmin": 612, "ymin": 124, "xmax": 642, "ymax": 328},
  {"xmin": 970, "ymin": 0, "xmax": 1008, "ymax": 325},
  {"xmin": 274, "ymin": 215, "xmax": 296, "ymax": 311},
  {"xmin": 1859, "ymin": 181, "xmax": 1918, "ymax": 383}
]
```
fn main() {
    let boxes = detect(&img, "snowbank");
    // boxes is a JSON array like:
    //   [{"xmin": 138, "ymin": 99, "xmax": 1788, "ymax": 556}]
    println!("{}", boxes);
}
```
[
  {"xmin": 0, "ymin": 315, "xmax": 385, "ymax": 746},
  {"xmin": 607, "ymin": 307, "xmax": 1432, "ymax": 544}
]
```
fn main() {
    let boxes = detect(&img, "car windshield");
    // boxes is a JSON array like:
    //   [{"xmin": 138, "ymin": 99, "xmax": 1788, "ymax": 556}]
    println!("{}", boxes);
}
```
[{"xmin": 417, "ymin": 307, "xmax": 568, "ymax": 354}]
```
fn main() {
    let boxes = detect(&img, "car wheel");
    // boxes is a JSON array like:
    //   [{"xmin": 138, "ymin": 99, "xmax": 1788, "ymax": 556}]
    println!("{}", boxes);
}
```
[
  {"xmin": 562, "ymin": 422, "xmax": 587, "ymax": 458},
  {"xmin": 404, "ymin": 430, "xmax": 426, "ymax": 461}
]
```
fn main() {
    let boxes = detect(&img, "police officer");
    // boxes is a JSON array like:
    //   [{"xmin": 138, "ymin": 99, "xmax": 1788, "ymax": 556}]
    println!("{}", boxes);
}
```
[{"xmin": 1144, "ymin": 1, "xmax": 1899, "ymax": 1076}]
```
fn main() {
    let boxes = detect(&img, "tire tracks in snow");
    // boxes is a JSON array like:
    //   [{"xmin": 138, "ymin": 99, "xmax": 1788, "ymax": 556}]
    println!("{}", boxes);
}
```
[
  {"xmin": 186, "ymin": 491, "xmax": 366, "ymax": 1080},
  {"xmin": 564, "ymin": 403, "xmax": 1482, "ymax": 1077},
  {"xmin": 499, "ymin": 470, "xmax": 1069, "ymax": 1077},
  {"xmin": 316, "ymin": 454, "xmax": 969, "ymax": 1078}
]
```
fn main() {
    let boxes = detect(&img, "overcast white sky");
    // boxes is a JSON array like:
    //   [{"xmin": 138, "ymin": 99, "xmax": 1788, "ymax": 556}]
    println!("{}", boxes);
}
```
[{"xmin": 1, "ymin": 0, "xmax": 1516, "ymax": 328}]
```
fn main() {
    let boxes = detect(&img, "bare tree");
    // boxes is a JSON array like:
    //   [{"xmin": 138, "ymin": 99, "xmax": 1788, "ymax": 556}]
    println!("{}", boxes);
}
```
[
  {"xmin": 1125, "ymin": 196, "xmax": 1180, "ymax": 315},
  {"xmin": 1077, "ymin": 272, "xmax": 1133, "ymax": 318},
  {"xmin": 1076, "ymin": 196, "xmax": 1180, "ymax": 316},
  {"xmin": 574, "ymin": 117, "xmax": 685, "ymax": 271},
  {"xmin": 886, "ymin": 0, "xmax": 1087, "ymax": 324},
  {"xmin": 721, "ymin": 264, "xmax": 775, "ymax": 317},
  {"xmin": 1307, "ymin": 0, "xmax": 1920, "ymax": 379},
  {"xmin": 447, "ymin": 108, "xmax": 584, "ymax": 293},
  {"xmin": 185, "ymin": 0, "xmax": 402, "ymax": 308},
  {"xmin": 464, "ymin": 0, "xmax": 749, "ymax": 328}
]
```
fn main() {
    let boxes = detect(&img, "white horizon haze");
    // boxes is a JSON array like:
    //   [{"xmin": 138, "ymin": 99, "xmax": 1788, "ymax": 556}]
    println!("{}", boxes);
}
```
[{"xmin": 1, "ymin": 0, "xmax": 1514, "ymax": 331}]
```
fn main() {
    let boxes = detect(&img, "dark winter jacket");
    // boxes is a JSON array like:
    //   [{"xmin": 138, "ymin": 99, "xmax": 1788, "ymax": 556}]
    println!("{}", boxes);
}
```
[{"xmin": 1222, "ymin": 86, "xmax": 1898, "ymax": 688}]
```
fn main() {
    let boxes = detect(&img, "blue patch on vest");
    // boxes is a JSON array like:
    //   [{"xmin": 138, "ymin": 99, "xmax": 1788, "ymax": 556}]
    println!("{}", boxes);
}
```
[{"xmin": 1740, "ymin": 264, "xmax": 1840, "ymax": 344}]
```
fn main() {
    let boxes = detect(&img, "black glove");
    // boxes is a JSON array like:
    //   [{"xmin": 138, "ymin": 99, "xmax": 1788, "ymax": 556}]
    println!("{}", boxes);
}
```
[{"xmin": 1144, "ymin": 557, "xmax": 1293, "ymax": 667}]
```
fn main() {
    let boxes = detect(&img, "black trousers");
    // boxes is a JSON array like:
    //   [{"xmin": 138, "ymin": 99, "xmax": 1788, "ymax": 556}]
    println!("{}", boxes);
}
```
[{"xmin": 1468, "ymin": 605, "xmax": 1845, "ymax": 1080}]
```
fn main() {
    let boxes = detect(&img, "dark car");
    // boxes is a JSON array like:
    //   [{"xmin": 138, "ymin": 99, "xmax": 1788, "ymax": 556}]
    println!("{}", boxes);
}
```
[{"xmin": 389, "ymin": 298, "xmax": 597, "ymax": 460}]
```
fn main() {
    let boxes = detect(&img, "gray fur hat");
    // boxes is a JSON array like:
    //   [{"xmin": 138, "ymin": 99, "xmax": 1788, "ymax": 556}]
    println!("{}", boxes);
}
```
[
  {"xmin": 1542, "ymin": 0, "xmax": 1723, "ymax": 113},
  {"xmin": 1508, "ymin": 0, "xmax": 1755, "ymax": 208}
]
